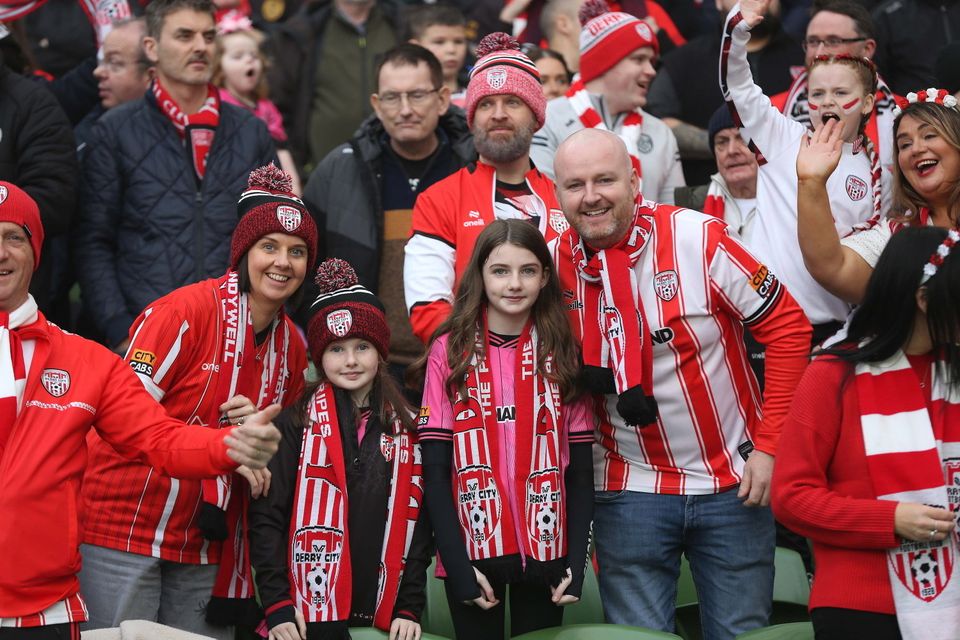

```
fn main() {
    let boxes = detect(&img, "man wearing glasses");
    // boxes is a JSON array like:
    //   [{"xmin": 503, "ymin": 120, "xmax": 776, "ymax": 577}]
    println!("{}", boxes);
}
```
[
  {"xmin": 771, "ymin": 0, "xmax": 897, "ymax": 211},
  {"xmin": 301, "ymin": 44, "xmax": 474, "ymax": 378}
]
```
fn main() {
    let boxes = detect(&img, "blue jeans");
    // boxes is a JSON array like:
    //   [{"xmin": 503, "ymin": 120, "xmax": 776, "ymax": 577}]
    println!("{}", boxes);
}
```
[{"xmin": 593, "ymin": 488, "xmax": 775, "ymax": 640}]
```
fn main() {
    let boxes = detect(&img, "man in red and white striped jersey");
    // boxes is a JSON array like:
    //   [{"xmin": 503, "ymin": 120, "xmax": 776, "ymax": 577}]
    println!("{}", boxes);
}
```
[{"xmin": 550, "ymin": 129, "xmax": 811, "ymax": 639}]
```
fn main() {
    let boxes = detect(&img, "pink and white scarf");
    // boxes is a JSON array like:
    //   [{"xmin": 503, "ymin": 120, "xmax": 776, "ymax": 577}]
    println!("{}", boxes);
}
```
[
  {"xmin": 857, "ymin": 350, "xmax": 960, "ymax": 639},
  {"xmin": 566, "ymin": 79, "xmax": 644, "ymax": 192}
]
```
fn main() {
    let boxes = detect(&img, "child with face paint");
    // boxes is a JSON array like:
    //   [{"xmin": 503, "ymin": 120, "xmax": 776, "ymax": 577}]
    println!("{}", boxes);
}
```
[{"xmin": 720, "ymin": 0, "xmax": 882, "ymax": 342}]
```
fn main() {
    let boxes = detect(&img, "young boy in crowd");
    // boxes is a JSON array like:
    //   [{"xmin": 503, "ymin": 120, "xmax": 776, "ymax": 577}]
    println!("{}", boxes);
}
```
[{"xmin": 405, "ymin": 4, "xmax": 469, "ymax": 106}]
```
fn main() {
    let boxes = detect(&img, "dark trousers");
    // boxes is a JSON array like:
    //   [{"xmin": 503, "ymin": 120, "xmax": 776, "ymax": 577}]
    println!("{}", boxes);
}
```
[
  {"xmin": 812, "ymin": 608, "xmax": 901, "ymax": 639},
  {"xmin": 0, "ymin": 624, "xmax": 79, "ymax": 640},
  {"xmin": 445, "ymin": 579, "xmax": 564, "ymax": 640}
]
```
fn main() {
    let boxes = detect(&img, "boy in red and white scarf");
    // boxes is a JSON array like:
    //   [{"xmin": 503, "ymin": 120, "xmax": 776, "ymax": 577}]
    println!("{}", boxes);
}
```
[
  {"xmin": 530, "ymin": 0, "xmax": 685, "ymax": 204},
  {"xmin": 0, "ymin": 181, "xmax": 282, "ymax": 640}
]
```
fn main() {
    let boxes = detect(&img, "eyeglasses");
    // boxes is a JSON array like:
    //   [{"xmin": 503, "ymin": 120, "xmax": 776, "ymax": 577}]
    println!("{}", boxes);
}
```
[
  {"xmin": 802, "ymin": 36, "xmax": 867, "ymax": 51},
  {"xmin": 376, "ymin": 89, "xmax": 440, "ymax": 109}
]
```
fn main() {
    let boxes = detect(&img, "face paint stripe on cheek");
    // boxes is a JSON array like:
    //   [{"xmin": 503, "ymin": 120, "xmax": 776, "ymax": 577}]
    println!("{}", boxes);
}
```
[
  {"xmin": 841, "ymin": 97, "xmax": 861, "ymax": 114},
  {"xmin": 808, "ymin": 102, "xmax": 818, "ymax": 111}
]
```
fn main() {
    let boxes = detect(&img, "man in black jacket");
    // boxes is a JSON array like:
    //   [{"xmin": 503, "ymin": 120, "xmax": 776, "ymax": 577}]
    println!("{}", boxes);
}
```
[
  {"xmin": 0, "ymin": 37, "xmax": 77, "ymax": 323},
  {"xmin": 301, "ymin": 44, "xmax": 475, "ymax": 376},
  {"xmin": 75, "ymin": 0, "xmax": 277, "ymax": 352}
]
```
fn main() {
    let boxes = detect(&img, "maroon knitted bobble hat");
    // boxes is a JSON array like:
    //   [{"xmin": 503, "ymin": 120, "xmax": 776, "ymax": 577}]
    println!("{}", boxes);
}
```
[
  {"xmin": 307, "ymin": 259, "xmax": 390, "ymax": 365},
  {"xmin": 230, "ymin": 163, "xmax": 318, "ymax": 271}
]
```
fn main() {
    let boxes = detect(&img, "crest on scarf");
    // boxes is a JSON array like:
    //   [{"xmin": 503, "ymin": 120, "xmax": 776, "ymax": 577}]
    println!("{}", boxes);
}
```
[
  {"xmin": 276, "ymin": 205, "xmax": 302, "ymax": 232},
  {"xmin": 549, "ymin": 209, "xmax": 569, "ymax": 234},
  {"xmin": 892, "ymin": 542, "xmax": 954, "ymax": 602},
  {"xmin": 654, "ymin": 270, "xmax": 679, "ymax": 302},
  {"xmin": 380, "ymin": 433, "xmax": 395, "ymax": 462},
  {"xmin": 947, "ymin": 460, "xmax": 960, "ymax": 520},
  {"xmin": 526, "ymin": 469, "xmax": 562, "ymax": 544},
  {"xmin": 326, "ymin": 309, "xmax": 353, "ymax": 337},
  {"xmin": 846, "ymin": 175, "xmax": 868, "ymax": 201},
  {"xmin": 457, "ymin": 466, "xmax": 501, "ymax": 544},
  {"xmin": 0, "ymin": 185, "xmax": 7, "ymax": 204},
  {"xmin": 292, "ymin": 525, "xmax": 344, "ymax": 607},
  {"xmin": 486, "ymin": 69, "xmax": 507, "ymax": 90},
  {"xmin": 41, "ymin": 369, "xmax": 70, "ymax": 397}
]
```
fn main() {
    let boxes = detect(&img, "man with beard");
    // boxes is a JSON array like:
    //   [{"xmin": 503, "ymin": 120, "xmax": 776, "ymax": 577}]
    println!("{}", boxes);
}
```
[
  {"xmin": 550, "ymin": 129, "xmax": 811, "ymax": 639},
  {"xmin": 75, "ymin": 0, "xmax": 277, "ymax": 354},
  {"xmin": 404, "ymin": 33, "xmax": 568, "ymax": 343}
]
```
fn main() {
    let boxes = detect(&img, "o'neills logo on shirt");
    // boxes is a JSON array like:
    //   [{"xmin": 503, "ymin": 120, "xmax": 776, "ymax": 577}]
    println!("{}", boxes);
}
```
[
  {"xmin": 293, "ymin": 525, "xmax": 344, "ymax": 607},
  {"xmin": 276, "ymin": 205, "xmax": 302, "ymax": 232},
  {"xmin": 326, "ymin": 309, "xmax": 353, "ymax": 337},
  {"xmin": 41, "ymin": 368, "xmax": 71, "ymax": 397}
]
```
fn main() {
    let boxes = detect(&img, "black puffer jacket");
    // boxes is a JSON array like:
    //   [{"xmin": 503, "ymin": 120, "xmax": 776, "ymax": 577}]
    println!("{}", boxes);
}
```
[
  {"xmin": 873, "ymin": 0, "xmax": 960, "ymax": 95},
  {"xmin": 76, "ymin": 92, "xmax": 278, "ymax": 345}
]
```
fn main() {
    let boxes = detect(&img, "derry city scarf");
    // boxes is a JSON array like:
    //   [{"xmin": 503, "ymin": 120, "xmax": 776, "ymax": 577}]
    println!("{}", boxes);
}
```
[
  {"xmin": 452, "ymin": 317, "xmax": 566, "ymax": 569},
  {"xmin": 152, "ymin": 79, "xmax": 220, "ymax": 181},
  {"xmin": 0, "ymin": 296, "xmax": 41, "ymax": 456},
  {"xmin": 204, "ymin": 270, "xmax": 296, "ymax": 625},
  {"xmin": 289, "ymin": 383, "xmax": 422, "ymax": 628},
  {"xmin": 702, "ymin": 179, "xmax": 726, "ymax": 219},
  {"xmin": 856, "ymin": 350, "xmax": 960, "ymax": 639},
  {"xmin": 566, "ymin": 79, "xmax": 644, "ymax": 192},
  {"xmin": 555, "ymin": 202, "xmax": 654, "ymax": 402}
]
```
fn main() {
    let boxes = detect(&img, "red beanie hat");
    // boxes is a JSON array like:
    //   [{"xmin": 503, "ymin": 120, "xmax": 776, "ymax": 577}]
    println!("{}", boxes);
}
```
[
  {"xmin": 230, "ymin": 164, "xmax": 318, "ymax": 272},
  {"xmin": 0, "ymin": 182, "xmax": 43, "ymax": 270},
  {"xmin": 307, "ymin": 259, "xmax": 390, "ymax": 366},
  {"xmin": 578, "ymin": 0, "xmax": 659, "ymax": 84},
  {"xmin": 465, "ymin": 32, "xmax": 546, "ymax": 129}
]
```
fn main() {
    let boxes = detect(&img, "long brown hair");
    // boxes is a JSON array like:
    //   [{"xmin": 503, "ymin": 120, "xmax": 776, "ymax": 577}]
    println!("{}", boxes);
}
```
[
  {"xmin": 426, "ymin": 219, "xmax": 581, "ymax": 402},
  {"xmin": 890, "ymin": 102, "xmax": 960, "ymax": 225}
]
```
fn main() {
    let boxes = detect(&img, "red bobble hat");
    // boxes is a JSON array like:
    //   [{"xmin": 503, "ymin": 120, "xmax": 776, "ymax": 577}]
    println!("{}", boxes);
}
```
[
  {"xmin": 465, "ymin": 32, "xmax": 546, "ymax": 129},
  {"xmin": 230, "ymin": 163, "xmax": 318, "ymax": 271},
  {"xmin": 0, "ymin": 182, "xmax": 43, "ymax": 270},
  {"xmin": 578, "ymin": 0, "xmax": 659, "ymax": 84},
  {"xmin": 307, "ymin": 259, "xmax": 390, "ymax": 365}
]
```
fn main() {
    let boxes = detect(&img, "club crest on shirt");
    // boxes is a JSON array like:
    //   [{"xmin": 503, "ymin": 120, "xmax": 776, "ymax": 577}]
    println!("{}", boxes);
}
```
[
  {"xmin": 486, "ymin": 69, "xmax": 507, "ymax": 90},
  {"xmin": 0, "ymin": 185, "xmax": 7, "ymax": 205},
  {"xmin": 41, "ymin": 368, "xmax": 70, "ymax": 397},
  {"xmin": 380, "ymin": 433, "xmax": 395, "ymax": 462},
  {"xmin": 276, "ymin": 205, "xmax": 302, "ymax": 232},
  {"xmin": 654, "ymin": 270, "xmax": 679, "ymax": 301},
  {"xmin": 326, "ymin": 309, "xmax": 352, "ymax": 337},
  {"xmin": 845, "ymin": 175, "xmax": 868, "ymax": 201},
  {"xmin": 637, "ymin": 133, "xmax": 654, "ymax": 154},
  {"xmin": 548, "ymin": 209, "xmax": 569, "ymax": 234}
]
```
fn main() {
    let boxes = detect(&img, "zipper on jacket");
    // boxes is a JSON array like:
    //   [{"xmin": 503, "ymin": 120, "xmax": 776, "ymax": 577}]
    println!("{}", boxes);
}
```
[
  {"xmin": 194, "ymin": 190, "xmax": 204, "ymax": 281},
  {"xmin": 943, "ymin": 5, "xmax": 953, "ymax": 42}
]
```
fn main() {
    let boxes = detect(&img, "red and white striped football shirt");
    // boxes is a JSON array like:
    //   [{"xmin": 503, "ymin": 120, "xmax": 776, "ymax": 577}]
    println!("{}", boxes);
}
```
[{"xmin": 551, "ymin": 201, "xmax": 811, "ymax": 495}]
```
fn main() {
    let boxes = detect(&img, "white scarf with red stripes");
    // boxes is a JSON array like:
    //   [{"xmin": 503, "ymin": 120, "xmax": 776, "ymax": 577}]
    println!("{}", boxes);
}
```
[
  {"xmin": 857, "ymin": 350, "xmax": 960, "ymax": 639},
  {"xmin": 205, "ymin": 271, "xmax": 296, "ymax": 621},
  {"xmin": 0, "ymin": 296, "xmax": 38, "ymax": 457},
  {"xmin": 566, "ymin": 79, "xmax": 644, "ymax": 192},
  {"xmin": 290, "ymin": 383, "xmax": 422, "ymax": 628},
  {"xmin": 452, "ymin": 318, "xmax": 566, "ymax": 564}
]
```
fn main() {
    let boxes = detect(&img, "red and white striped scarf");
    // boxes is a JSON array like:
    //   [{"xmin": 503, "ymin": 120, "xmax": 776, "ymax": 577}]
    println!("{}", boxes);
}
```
[
  {"xmin": 0, "ymin": 296, "xmax": 39, "ymax": 458},
  {"xmin": 565, "ymin": 79, "xmax": 644, "ymax": 192},
  {"xmin": 702, "ymin": 180, "xmax": 726, "ymax": 220},
  {"xmin": 152, "ymin": 80, "xmax": 220, "ymax": 181},
  {"xmin": 857, "ymin": 350, "xmax": 960, "ymax": 639},
  {"xmin": 555, "ymin": 201, "xmax": 654, "ymax": 401},
  {"xmin": 205, "ymin": 270, "xmax": 297, "ymax": 623},
  {"xmin": 452, "ymin": 317, "xmax": 566, "ymax": 565},
  {"xmin": 289, "ymin": 383, "xmax": 422, "ymax": 628}
]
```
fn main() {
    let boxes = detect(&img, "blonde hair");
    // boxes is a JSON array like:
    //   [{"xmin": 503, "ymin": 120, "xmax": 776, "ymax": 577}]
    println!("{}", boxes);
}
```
[{"xmin": 212, "ymin": 29, "xmax": 270, "ymax": 101}]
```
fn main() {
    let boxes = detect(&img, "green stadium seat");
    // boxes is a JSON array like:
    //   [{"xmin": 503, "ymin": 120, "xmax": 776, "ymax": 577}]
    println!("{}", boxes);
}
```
[
  {"xmin": 735, "ymin": 622, "xmax": 815, "ymax": 639},
  {"xmin": 514, "ymin": 623, "xmax": 683, "ymax": 639}
]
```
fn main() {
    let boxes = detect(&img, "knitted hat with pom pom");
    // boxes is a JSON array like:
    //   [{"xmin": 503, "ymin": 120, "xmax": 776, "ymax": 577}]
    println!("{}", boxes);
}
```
[
  {"xmin": 308, "ymin": 259, "xmax": 390, "ymax": 365},
  {"xmin": 578, "ymin": 0, "xmax": 658, "ymax": 84},
  {"xmin": 230, "ymin": 163, "xmax": 318, "ymax": 271},
  {"xmin": 465, "ymin": 32, "xmax": 545, "ymax": 129}
]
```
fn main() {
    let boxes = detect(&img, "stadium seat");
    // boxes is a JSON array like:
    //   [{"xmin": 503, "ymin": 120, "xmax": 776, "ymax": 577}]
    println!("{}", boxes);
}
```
[
  {"xmin": 734, "ymin": 622, "xmax": 815, "ymax": 639},
  {"xmin": 423, "ymin": 557, "xmax": 456, "ymax": 638},
  {"xmin": 348, "ymin": 629, "xmax": 452, "ymax": 640},
  {"xmin": 513, "ymin": 623, "xmax": 683, "ymax": 639},
  {"xmin": 561, "ymin": 561, "xmax": 605, "ymax": 625}
]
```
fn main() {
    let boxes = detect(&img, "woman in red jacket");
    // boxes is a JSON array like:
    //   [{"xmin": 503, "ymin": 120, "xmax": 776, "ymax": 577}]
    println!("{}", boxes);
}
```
[
  {"xmin": 772, "ymin": 226, "xmax": 960, "ymax": 640},
  {"xmin": 78, "ymin": 165, "xmax": 317, "ymax": 639}
]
